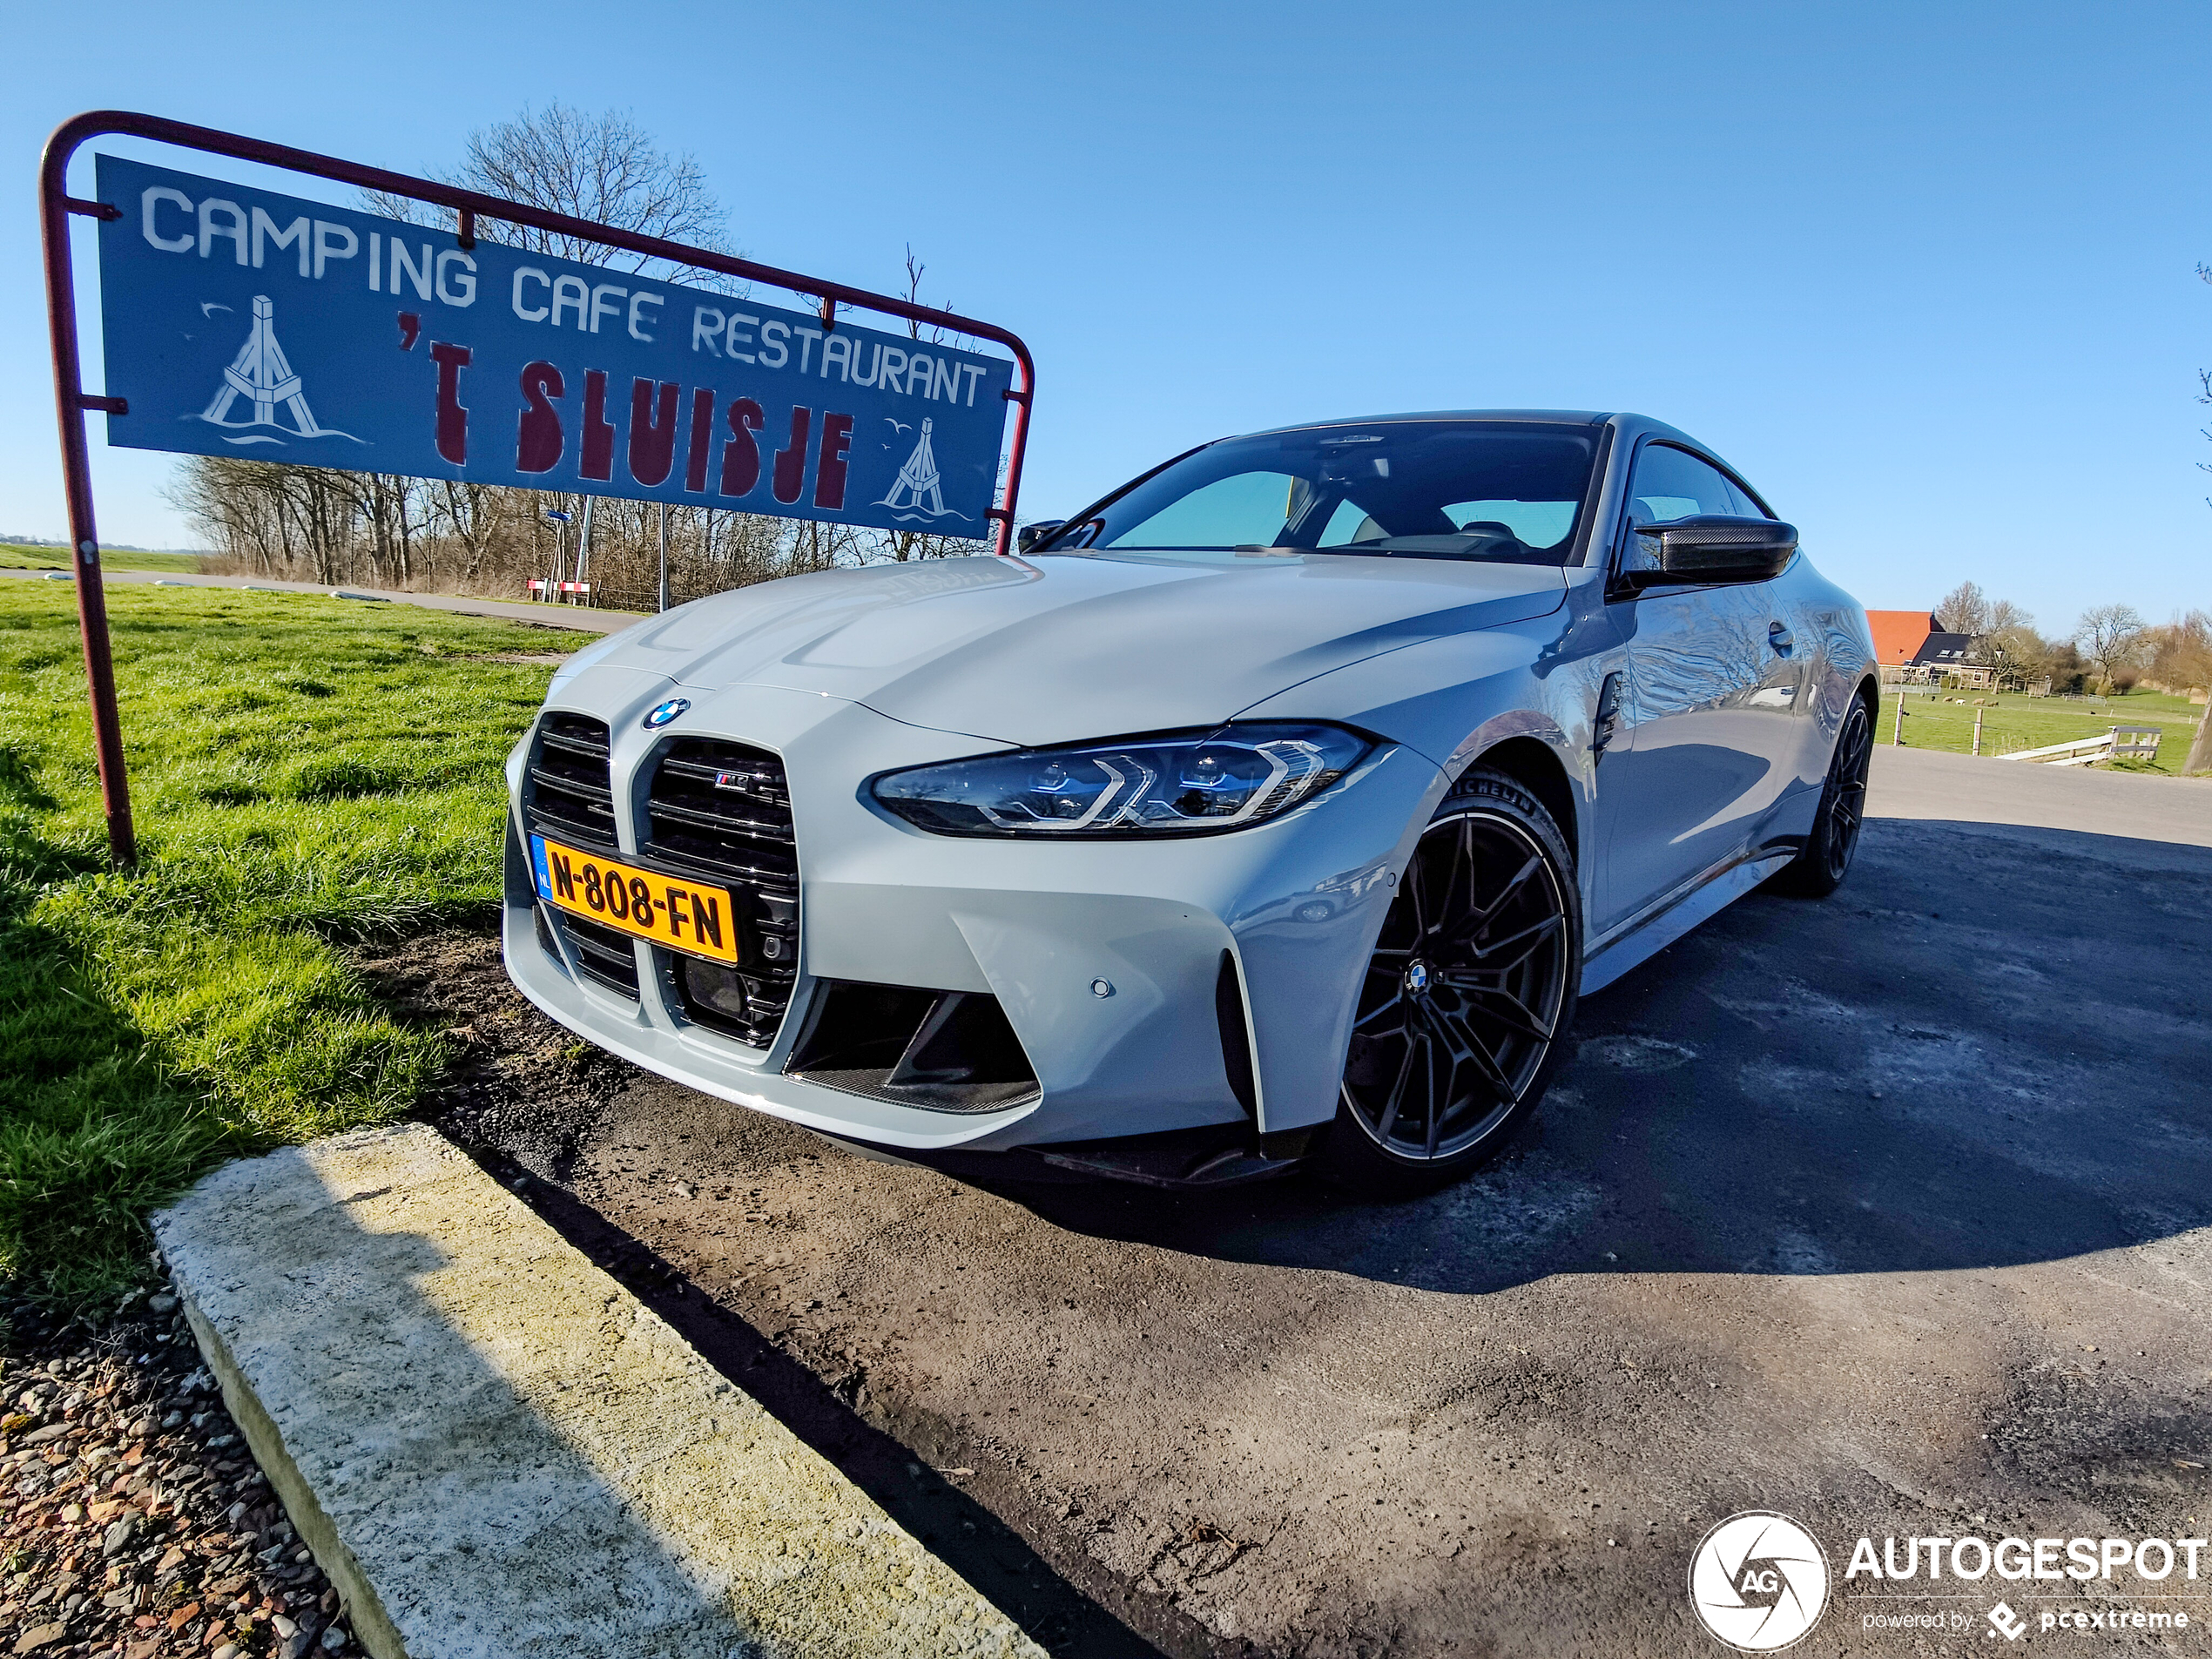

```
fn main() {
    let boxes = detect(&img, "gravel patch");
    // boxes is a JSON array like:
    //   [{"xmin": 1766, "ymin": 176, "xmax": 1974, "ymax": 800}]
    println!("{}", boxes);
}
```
[{"xmin": 0, "ymin": 1286, "xmax": 356, "ymax": 1659}]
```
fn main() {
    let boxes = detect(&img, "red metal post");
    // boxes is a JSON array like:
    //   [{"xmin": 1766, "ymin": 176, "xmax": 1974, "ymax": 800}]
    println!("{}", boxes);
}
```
[
  {"xmin": 37, "ymin": 111, "xmax": 1042, "ymax": 865},
  {"xmin": 990, "ymin": 365, "xmax": 1036, "ymax": 558},
  {"xmin": 38, "ymin": 144, "xmax": 134, "ymax": 867}
]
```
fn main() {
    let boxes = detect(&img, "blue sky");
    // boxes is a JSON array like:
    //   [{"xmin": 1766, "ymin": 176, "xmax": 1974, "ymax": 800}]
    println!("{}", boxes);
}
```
[{"xmin": 3, "ymin": 0, "xmax": 2205, "ymax": 633}]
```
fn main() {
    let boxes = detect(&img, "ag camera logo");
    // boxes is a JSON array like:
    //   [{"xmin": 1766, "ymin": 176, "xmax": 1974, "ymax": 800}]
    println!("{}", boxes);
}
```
[{"xmin": 1689, "ymin": 1512, "xmax": 1831, "ymax": 1651}]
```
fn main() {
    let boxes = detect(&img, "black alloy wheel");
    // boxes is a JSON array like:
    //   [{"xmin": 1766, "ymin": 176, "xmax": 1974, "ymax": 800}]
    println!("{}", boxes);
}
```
[
  {"xmin": 1773, "ymin": 695, "xmax": 1874, "ymax": 897},
  {"xmin": 1326, "ymin": 765, "xmax": 1580, "ymax": 1195}
]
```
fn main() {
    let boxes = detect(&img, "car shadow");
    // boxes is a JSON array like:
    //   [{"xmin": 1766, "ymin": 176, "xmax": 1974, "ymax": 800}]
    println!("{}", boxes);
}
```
[
  {"xmin": 480, "ymin": 1156, "xmax": 1175, "ymax": 1659},
  {"xmin": 983, "ymin": 817, "xmax": 2212, "ymax": 1294}
]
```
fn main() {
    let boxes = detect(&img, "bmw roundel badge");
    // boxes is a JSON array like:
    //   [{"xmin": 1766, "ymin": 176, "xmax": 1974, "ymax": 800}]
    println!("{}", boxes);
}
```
[{"xmin": 642, "ymin": 698, "xmax": 691, "ymax": 730}]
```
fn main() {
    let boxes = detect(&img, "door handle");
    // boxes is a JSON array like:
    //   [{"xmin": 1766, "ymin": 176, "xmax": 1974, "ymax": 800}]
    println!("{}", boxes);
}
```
[{"xmin": 1768, "ymin": 621, "xmax": 1794, "ymax": 652}]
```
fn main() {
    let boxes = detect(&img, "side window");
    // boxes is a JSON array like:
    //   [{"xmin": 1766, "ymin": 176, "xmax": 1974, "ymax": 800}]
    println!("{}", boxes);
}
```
[
  {"xmin": 1723, "ymin": 476, "xmax": 1768, "ymax": 519},
  {"xmin": 1620, "ymin": 443, "xmax": 1742, "ymax": 576},
  {"xmin": 1625, "ymin": 443, "xmax": 1737, "ymax": 524}
]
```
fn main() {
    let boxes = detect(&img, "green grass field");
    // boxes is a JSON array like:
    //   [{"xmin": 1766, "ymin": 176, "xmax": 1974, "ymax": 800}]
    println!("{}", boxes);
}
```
[
  {"xmin": 0, "ymin": 582, "xmax": 570, "ymax": 1304},
  {"xmin": 1878, "ymin": 686, "xmax": 2209, "ymax": 775},
  {"xmin": 1, "ymin": 542, "xmax": 203, "ymax": 575}
]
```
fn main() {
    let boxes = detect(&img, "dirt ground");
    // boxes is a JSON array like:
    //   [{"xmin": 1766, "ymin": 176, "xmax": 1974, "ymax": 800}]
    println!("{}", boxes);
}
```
[{"xmin": 368, "ymin": 749, "xmax": 2212, "ymax": 1657}]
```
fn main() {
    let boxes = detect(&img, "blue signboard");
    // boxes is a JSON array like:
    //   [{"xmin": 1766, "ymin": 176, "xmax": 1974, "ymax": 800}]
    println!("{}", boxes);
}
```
[{"xmin": 95, "ymin": 156, "xmax": 1014, "ymax": 537}]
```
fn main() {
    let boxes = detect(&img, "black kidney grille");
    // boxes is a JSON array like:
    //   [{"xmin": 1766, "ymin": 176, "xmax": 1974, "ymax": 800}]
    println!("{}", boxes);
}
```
[
  {"xmin": 556, "ymin": 911, "xmax": 642, "ymax": 998},
  {"xmin": 525, "ymin": 712, "xmax": 617, "ymax": 850},
  {"xmin": 644, "ymin": 740, "xmax": 795, "ymax": 881},
  {"xmin": 644, "ymin": 738, "xmax": 798, "ymax": 1046}
]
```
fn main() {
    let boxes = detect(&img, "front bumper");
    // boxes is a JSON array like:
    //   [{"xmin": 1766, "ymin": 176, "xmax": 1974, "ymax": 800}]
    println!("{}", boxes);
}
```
[{"xmin": 502, "ymin": 671, "xmax": 1443, "ymax": 1155}]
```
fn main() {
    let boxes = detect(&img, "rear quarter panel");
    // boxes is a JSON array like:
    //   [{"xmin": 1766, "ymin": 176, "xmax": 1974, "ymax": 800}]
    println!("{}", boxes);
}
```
[{"xmin": 1782, "ymin": 554, "xmax": 1878, "ymax": 777}]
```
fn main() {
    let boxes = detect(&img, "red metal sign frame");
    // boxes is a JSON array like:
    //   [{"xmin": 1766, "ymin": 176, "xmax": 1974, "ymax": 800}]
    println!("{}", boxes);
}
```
[{"xmin": 40, "ymin": 109, "xmax": 1038, "ymax": 867}]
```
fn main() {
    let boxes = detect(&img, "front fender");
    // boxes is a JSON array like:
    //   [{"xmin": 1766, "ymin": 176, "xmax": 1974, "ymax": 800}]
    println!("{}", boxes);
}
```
[{"xmin": 1233, "ymin": 607, "xmax": 1608, "ymax": 894}]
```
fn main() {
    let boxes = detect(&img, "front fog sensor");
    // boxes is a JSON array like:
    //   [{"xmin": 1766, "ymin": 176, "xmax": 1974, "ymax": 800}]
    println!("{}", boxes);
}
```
[{"xmin": 681, "ymin": 957, "xmax": 749, "ymax": 1022}]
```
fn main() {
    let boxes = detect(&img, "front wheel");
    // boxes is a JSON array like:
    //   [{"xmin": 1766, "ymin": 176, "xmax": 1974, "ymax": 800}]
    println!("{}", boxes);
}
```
[
  {"xmin": 1320, "ymin": 765, "xmax": 1581, "ymax": 1197},
  {"xmin": 1771, "ymin": 695, "xmax": 1873, "ymax": 897}
]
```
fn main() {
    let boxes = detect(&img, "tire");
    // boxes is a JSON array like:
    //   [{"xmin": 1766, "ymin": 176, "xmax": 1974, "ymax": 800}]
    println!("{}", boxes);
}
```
[
  {"xmin": 1770, "ymin": 693, "xmax": 1874, "ymax": 898},
  {"xmin": 1319, "ymin": 765, "xmax": 1581, "ymax": 1197}
]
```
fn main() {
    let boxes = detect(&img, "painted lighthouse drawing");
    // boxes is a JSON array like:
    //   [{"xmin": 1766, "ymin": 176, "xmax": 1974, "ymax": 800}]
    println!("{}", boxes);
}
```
[
  {"xmin": 878, "ymin": 418, "xmax": 961, "ymax": 521},
  {"xmin": 199, "ymin": 296, "xmax": 353, "ymax": 443}
]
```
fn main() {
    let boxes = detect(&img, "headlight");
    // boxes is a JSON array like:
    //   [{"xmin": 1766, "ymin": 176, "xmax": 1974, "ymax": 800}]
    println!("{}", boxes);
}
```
[{"xmin": 872, "ymin": 724, "xmax": 1372, "ymax": 838}]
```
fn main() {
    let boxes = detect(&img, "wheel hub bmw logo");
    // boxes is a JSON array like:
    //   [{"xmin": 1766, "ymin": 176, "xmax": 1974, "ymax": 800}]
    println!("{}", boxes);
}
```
[
  {"xmin": 643, "ymin": 698, "xmax": 691, "ymax": 730},
  {"xmin": 1405, "ymin": 961, "xmax": 1432, "ymax": 995}
]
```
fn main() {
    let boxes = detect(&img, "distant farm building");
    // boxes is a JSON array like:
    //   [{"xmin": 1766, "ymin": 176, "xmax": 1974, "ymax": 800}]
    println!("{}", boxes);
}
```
[
  {"xmin": 1870, "ymin": 610, "xmax": 1998, "ymax": 687},
  {"xmin": 1867, "ymin": 610, "xmax": 1941, "ymax": 667}
]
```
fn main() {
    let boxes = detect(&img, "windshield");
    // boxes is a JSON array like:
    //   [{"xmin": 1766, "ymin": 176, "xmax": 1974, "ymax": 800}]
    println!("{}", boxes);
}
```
[{"xmin": 1037, "ymin": 420, "xmax": 1601, "ymax": 565}]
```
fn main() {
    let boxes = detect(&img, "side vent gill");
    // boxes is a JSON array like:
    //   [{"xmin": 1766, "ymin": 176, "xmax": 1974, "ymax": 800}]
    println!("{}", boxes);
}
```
[{"xmin": 1215, "ymin": 951, "xmax": 1258, "ymax": 1120}]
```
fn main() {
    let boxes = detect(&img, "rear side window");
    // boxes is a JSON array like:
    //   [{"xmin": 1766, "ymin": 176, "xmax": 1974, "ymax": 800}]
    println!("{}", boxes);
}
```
[
  {"xmin": 1624, "ymin": 443, "xmax": 1737, "ymax": 525},
  {"xmin": 1620, "ymin": 442, "xmax": 1769, "ymax": 578},
  {"xmin": 1723, "ymin": 476, "xmax": 1768, "ymax": 519}
]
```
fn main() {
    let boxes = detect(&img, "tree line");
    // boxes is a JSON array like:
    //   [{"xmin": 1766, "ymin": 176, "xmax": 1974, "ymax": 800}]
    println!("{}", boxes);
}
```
[
  {"xmin": 169, "ymin": 458, "xmax": 981, "ymax": 609},
  {"xmin": 1932, "ymin": 580, "xmax": 2210, "ymax": 698}
]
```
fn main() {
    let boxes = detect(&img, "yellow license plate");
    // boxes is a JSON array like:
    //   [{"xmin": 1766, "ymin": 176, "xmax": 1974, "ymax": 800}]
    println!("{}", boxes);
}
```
[{"xmin": 529, "ymin": 833, "xmax": 740, "ymax": 965}]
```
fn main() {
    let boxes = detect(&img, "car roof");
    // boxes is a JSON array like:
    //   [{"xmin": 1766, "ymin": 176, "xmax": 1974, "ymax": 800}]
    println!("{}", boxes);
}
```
[{"xmin": 1237, "ymin": 409, "xmax": 1613, "ymax": 438}]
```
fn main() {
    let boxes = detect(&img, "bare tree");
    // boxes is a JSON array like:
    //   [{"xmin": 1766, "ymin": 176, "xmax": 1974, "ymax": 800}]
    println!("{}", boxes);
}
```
[
  {"xmin": 866, "ymin": 246, "xmax": 989, "ymax": 564},
  {"xmin": 1980, "ymin": 619, "xmax": 2049, "ymax": 690},
  {"xmin": 1988, "ymin": 597, "xmax": 2033, "ymax": 634},
  {"xmin": 424, "ymin": 480, "xmax": 512, "ymax": 583},
  {"xmin": 2074, "ymin": 604, "xmax": 2147, "ymax": 690},
  {"xmin": 2189, "ymin": 273, "xmax": 2212, "ymax": 767},
  {"xmin": 2151, "ymin": 608, "xmax": 2212, "ymax": 772},
  {"xmin": 169, "ymin": 458, "xmax": 372, "ymax": 585},
  {"xmin": 1935, "ymin": 580, "xmax": 1992, "ymax": 637},
  {"xmin": 366, "ymin": 102, "xmax": 737, "ymax": 287},
  {"xmin": 2145, "ymin": 610, "xmax": 2212, "ymax": 690}
]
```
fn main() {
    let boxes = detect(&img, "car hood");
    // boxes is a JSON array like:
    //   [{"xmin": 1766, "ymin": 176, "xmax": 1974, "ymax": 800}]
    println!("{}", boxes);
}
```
[{"xmin": 581, "ymin": 551, "xmax": 1566, "ymax": 747}]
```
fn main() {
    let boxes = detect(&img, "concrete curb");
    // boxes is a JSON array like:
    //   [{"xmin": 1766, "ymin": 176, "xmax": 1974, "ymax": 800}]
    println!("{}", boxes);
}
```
[{"xmin": 152, "ymin": 1124, "xmax": 1044, "ymax": 1659}]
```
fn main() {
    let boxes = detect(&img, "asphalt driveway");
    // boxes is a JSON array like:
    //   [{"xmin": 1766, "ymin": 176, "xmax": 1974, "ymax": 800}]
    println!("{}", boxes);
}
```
[{"xmin": 419, "ymin": 746, "xmax": 2212, "ymax": 1657}]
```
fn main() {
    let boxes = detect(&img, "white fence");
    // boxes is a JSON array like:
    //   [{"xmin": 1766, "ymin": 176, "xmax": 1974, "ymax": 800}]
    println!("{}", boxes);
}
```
[{"xmin": 1997, "ymin": 726, "xmax": 2161, "ymax": 767}]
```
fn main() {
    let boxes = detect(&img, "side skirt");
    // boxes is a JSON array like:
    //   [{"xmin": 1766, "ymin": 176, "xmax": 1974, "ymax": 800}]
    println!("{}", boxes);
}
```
[{"xmin": 1579, "ymin": 845, "xmax": 1796, "ymax": 997}]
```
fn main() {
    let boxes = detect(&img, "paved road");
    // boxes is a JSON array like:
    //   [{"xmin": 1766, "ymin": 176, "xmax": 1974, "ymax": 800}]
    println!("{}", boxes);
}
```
[
  {"xmin": 0, "ymin": 563, "xmax": 632, "ymax": 633},
  {"xmin": 442, "ymin": 747, "xmax": 2212, "ymax": 1657}
]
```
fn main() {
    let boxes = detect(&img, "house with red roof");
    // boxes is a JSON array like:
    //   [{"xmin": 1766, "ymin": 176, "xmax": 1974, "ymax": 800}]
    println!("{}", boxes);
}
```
[
  {"xmin": 1867, "ymin": 610, "xmax": 1939, "ymax": 667},
  {"xmin": 1869, "ymin": 609, "xmax": 2000, "ymax": 687}
]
